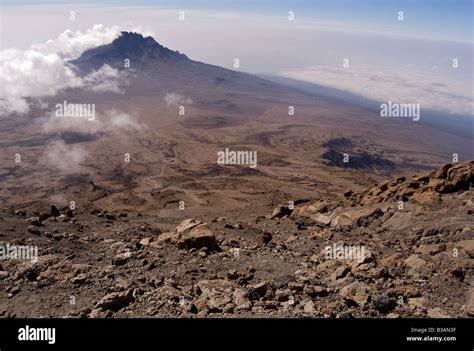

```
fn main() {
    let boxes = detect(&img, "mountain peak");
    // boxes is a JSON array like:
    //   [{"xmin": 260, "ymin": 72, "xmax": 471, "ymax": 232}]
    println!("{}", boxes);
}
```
[
  {"xmin": 111, "ymin": 31, "xmax": 164, "ymax": 56},
  {"xmin": 70, "ymin": 31, "xmax": 189, "ymax": 72},
  {"xmin": 115, "ymin": 31, "xmax": 157, "ymax": 46}
]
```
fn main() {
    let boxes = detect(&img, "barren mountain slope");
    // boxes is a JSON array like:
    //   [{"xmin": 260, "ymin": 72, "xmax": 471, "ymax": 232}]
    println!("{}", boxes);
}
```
[
  {"xmin": 0, "ymin": 32, "xmax": 472, "ymax": 218},
  {"xmin": 0, "ymin": 161, "xmax": 472, "ymax": 318}
]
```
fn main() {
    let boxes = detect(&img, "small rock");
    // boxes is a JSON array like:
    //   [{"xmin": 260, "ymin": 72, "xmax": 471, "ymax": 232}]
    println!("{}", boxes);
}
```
[
  {"xmin": 27, "ymin": 217, "xmax": 42, "ymax": 227},
  {"xmin": 89, "ymin": 308, "xmax": 112, "ymax": 318},
  {"xmin": 222, "ymin": 303, "xmax": 235, "ymax": 314},
  {"xmin": 14, "ymin": 209, "xmax": 26, "ymax": 217},
  {"xmin": 27, "ymin": 225, "xmax": 41, "ymax": 235},
  {"xmin": 227, "ymin": 270, "xmax": 239, "ymax": 280},
  {"xmin": 10, "ymin": 286, "xmax": 20, "ymax": 295},
  {"xmin": 330, "ymin": 266, "xmax": 350, "ymax": 281},
  {"xmin": 224, "ymin": 223, "xmax": 242, "ymax": 229},
  {"xmin": 288, "ymin": 282, "xmax": 304, "ymax": 292},
  {"xmin": 38, "ymin": 212, "xmax": 52, "ymax": 221},
  {"xmin": 312, "ymin": 214, "xmax": 331, "ymax": 226},
  {"xmin": 51, "ymin": 205, "xmax": 61, "ymax": 216},
  {"xmin": 407, "ymin": 297, "xmax": 426, "ymax": 310},
  {"xmin": 232, "ymin": 289, "xmax": 248, "ymax": 305},
  {"xmin": 339, "ymin": 281, "xmax": 370, "ymax": 306},
  {"xmin": 373, "ymin": 294, "xmax": 397, "ymax": 314},
  {"xmin": 180, "ymin": 300, "xmax": 198, "ymax": 314},
  {"xmin": 248, "ymin": 282, "xmax": 268, "ymax": 298},
  {"xmin": 427, "ymin": 308, "xmax": 451, "ymax": 318},
  {"xmin": 422, "ymin": 228, "xmax": 439, "ymax": 237},
  {"xmin": 304, "ymin": 285, "xmax": 328, "ymax": 297},
  {"xmin": 303, "ymin": 300, "xmax": 316, "ymax": 314},
  {"xmin": 112, "ymin": 254, "xmax": 129, "ymax": 266},
  {"xmin": 415, "ymin": 243, "xmax": 446, "ymax": 256},
  {"xmin": 271, "ymin": 205, "xmax": 292, "ymax": 219},
  {"xmin": 138, "ymin": 238, "xmax": 151, "ymax": 247},
  {"xmin": 271, "ymin": 274, "xmax": 295, "ymax": 289},
  {"xmin": 258, "ymin": 232, "xmax": 273, "ymax": 244},
  {"xmin": 71, "ymin": 273, "xmax": 88, "ymax": 285},
  {"xmin": 450, "ymin": 266, "xmax": 465, "ymax": 281}
]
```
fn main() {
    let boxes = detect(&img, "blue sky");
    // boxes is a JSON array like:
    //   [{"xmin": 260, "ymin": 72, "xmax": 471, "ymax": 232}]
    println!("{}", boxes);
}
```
[{"xmin": 3, "ymin": 0, "xmax": 473, "ymax": 42}]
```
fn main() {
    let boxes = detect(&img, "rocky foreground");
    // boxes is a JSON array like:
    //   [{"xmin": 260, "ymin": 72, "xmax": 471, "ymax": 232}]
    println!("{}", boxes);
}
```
[{"xmin": 0, "ymin": 161, "xmax": 473, "ymax": 318}]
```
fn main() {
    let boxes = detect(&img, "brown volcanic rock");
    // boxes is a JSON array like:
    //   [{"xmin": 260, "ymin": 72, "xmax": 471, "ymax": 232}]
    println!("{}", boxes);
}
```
[
  {"xmin": 361, "ymin": 161, "xmax": 473, "ymax": 205},
  {"xmin": 271, "ymin": 205, "xmax": 293, "ymax": 219},
  {"xmin": 295, "ymin": 162, "xmax": 473, "ymax": 216},
  {"xmin": 177, "ymin": 224, "xmax": 219, "ymax": 251},
  {"xmin": 176, "ymin": 219, "xmax": 203, "ymax": 233},
  {"xmin": 95, "ymin": 290, "xmax": 135, "ymax": 311},
  {"xmin": 429, "ymin": 162, "xmax": 473, "ymax": 193}
]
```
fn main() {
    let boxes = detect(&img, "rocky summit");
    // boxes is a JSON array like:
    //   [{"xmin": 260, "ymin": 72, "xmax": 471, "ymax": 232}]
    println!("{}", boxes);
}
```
[
  {"xmin": 0, "ymin": 161, "xmax": 472, "ymax": 318},
  {"xmin": 70, "ymin": 31, "xmax": 189, "ymax": 72}
]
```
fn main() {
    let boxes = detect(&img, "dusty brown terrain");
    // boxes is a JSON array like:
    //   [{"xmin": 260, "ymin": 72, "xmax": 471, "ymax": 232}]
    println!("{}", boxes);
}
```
[
  {"xmin": 0, "ymin": 161, "xmax": 472, "ymax": 318},
  {"xmin": 0, "ymin": 32, "xmax": 472, "ymax": 318}
]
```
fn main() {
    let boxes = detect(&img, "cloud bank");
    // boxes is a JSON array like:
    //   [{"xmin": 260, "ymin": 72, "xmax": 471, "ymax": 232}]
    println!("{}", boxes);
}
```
[{"xmin": 280, "ymin": 65, "xmax": 473, "ymax": 116}]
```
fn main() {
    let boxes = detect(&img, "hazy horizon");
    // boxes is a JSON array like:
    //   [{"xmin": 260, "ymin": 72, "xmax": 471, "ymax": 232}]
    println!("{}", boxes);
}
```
[{"xmin": 1, "ymin": 1, "xmax": 473, "ymax": 117}]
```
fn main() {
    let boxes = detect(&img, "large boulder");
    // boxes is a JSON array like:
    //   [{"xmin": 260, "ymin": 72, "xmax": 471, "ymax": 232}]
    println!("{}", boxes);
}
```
[
  {"xmin": 330, "ymin": 207, "xmax": 382, "ymax": 229},
  {"xmin": 95, "ymin": 290, "xmax": 134, "ymax": 311},
  {"xmin": 176, "ymin": 218, "xmax": 203, "ymax": 233},
  {"xmin": 429, "ymin": 162, "xmax": 473, "ymax": 193},
  {"xmin": 177, "ymin": 224, "xmax": 219, "ymax": 251}
]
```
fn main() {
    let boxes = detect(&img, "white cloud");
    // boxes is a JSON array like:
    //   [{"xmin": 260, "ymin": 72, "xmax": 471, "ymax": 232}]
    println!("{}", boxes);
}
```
[
  {"xmin": 164, "ymin": 93, "xmax": 193, "ymax": 107},
  {"xmin": 32, "ymin": 24, "xmax": 122, "ymax": 60},
  {"xmin": 106, "ymin": 109, "xmax": 144, "ymax": 130},
  {"xmin": 0, "ymin": 25, "xmax": 123, "ymax": 116},
  {"xmin": 42, "ymin": 113, "xmax": 103, "ymax": 135},
  {"xmin": 41, "ymin": 108, "xmax": 144, "ymax": 134},
  {"xmin": 82, "ymin": 64, "xmax": 124, "ymax": 94},
  {"xmin": 0, "ymin": 48, "xmax": 82, "ymax": 115},
  {"xmin": 42, "ymin": 139, "xmax": 88, "ymax": 173},
  {"xmin": 0, "ymin": 96, "xmax": 30, "ymax": 115},
  {"xmin": 280, "ymin": 65, "xmax": 473, "ymax": 116}
]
